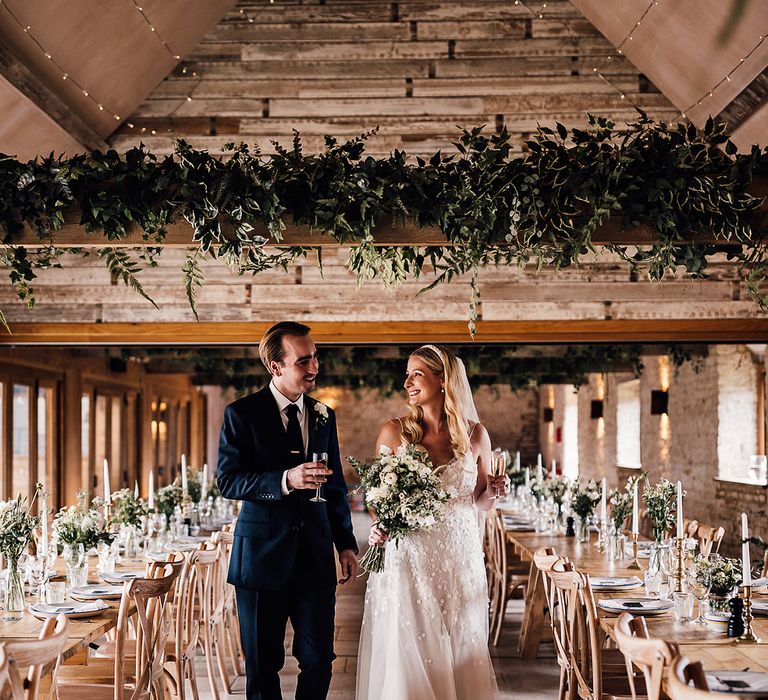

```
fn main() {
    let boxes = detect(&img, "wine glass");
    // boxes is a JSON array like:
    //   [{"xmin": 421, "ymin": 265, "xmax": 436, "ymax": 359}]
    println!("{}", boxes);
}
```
[
  {"xmin": 688, "ymin": 560, "xmax": 712, "ymax": 624},
  {"xmin": 311, "ymin": 452, "xmax": 328, "ymax": 503},
  {"xmin": 28, "ymin": 555, "xmax": 48, "ymax": 604},
  {"xmin": 489, "ymin": 448, "xmax": 505, "ymax": 501}
]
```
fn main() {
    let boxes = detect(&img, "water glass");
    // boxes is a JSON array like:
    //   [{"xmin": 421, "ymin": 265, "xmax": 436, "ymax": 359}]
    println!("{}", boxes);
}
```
[
  {"xmin": 45, "ymin": 582, "xmax": 66, "ymax": 604},
  {"xmin": 673, "ymin": 591, "xmax": 694, "ymax": 621},
  {"xmin": 644, "ymin": 570, "xmax": 661, "ymax": 598}
]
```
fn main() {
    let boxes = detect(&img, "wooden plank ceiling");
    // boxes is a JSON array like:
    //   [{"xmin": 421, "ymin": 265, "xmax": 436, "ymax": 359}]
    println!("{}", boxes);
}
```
[
  {"xmin": 0, "ymin": 0, "xmax": 236, "ymax": 158},
  {"xmin": 111, "ymin": 0, "xmax": 679, "ymax": 158},
  {"xmin": 571, "ymin": 0, "xmax": 768, "ymax": 150}
]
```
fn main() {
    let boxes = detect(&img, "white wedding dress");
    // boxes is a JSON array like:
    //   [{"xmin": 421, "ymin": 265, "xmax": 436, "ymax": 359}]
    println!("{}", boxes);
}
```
[{"xmin": 356, "ymin": 450, "xmax": 499, "ymax": 700}]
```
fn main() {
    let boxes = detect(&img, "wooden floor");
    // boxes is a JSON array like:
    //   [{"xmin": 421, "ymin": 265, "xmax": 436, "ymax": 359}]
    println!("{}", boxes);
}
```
[{"xmin": 195, "ymin": 512, "xmax": 560, "ymax": 698}]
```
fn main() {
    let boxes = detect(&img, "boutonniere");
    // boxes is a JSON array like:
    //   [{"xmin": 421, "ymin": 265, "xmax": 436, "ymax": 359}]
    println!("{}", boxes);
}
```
[{"xmin": 313, "ymin": 402, "xmax": 329, "ymax": 428}]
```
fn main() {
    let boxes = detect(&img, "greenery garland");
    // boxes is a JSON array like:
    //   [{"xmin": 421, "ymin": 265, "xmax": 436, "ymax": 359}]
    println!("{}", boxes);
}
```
[
  {"xmin": 138, "ymin": 343, "xmax": 698, "ymax": 396},
  {"xmin": 1, "ymin": 113, "xmax": 766, "ymax": 331}
]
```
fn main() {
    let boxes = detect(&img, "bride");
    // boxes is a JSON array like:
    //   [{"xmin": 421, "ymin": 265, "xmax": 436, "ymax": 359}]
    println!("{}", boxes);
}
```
[{"xmin": 356, "ymin": 344, "xmax": 510, "ymax": 700}]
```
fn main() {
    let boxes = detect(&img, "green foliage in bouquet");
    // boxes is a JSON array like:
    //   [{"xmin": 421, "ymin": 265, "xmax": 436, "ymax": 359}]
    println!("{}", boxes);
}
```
[
  {"xmin": 642, "ymin": 478, "xmax": 683, "ymax": 542},
  {"xmin": 109, "ymin": 488, "xmax": 147, "ymax": 527},
  {"xmin": 173, "ymin": 468, "xmax": 202, "ymax": 503},
  {"xmin": 692, "ymin": 554, "xmax": 743, "ymax": 597},
  {"xmin": 349, "ymin": 444, "xmax": 451, "ymax": 573},
  {"xmin": 609, "ymin": 473, "xmax": 645, "ymax": 531}
]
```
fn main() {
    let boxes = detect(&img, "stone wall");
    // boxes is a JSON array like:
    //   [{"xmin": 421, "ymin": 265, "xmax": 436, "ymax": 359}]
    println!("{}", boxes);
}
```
[
  {"xmin": 541, "ymin": 346, "xmax": 768, "ymax": 556},
  {"xmin": 206, "ymin": 383, "xmax": 540, "ymax": 483}
]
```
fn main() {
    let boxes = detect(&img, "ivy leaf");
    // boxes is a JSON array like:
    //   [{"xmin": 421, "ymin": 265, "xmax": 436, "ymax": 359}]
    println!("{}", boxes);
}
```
[{"xmin": 182, "ymin": 247, "xmax": 204, "ymax": 321}]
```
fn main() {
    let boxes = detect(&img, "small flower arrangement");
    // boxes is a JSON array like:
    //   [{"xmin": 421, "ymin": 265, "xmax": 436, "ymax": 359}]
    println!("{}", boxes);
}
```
[
  {"xmin": 155, "ymin": 483, "xmax": 184, "ymax": 521},
  {"xmin": 205, "ymin": 476, "xmax": 221, "ymax": 501},
  {"xmin": 545, "ymin": 475, "xmax": 570, "ymax": 507},
  {"xmin": 571, "ymin": 480, "xmax": 601, "ymax": 520},
  {"xmin": 0, "ymin": 489, "xmax": 40, "ymax": 562},
  {"xmin": 53, "ymin": 491, "xmax": 113, "ymax": 549},
  {"xmin": 172, "ymin": 470, "xmax": 202, "ymax": 503},
  {"xmin": 692, "ymin": 554, "xmax": 742, "ymax": 597},
  {"xmin": 642, "ymin": 478, "xmax": 683, "ymax": 543},
  {"xmin": 109, "ymin": 488, "xmax": 147, "ymax": 527},
  {"xmin": 313, "ymin": 401, "xmax": 329, "ymax": 428},
  {"xmin": 349, "ymin": 444, "xmax": 451, "ymax": 573}
]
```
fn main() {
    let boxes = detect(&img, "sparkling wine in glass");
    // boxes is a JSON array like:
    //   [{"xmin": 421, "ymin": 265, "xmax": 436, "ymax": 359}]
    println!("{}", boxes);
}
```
[
  {"xmin": 311, "ymin": 452, "xmax": 328, "ymax": 503},
  {"xmin": 489, "ymin": 449, "xmax": 505, "ymax": 501}
]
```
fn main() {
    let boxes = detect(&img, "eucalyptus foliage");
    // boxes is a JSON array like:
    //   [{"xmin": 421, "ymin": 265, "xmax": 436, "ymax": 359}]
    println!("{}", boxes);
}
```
[{"xmin": 2, "ymin": 114, "xmax": 767, "ymax": 327}]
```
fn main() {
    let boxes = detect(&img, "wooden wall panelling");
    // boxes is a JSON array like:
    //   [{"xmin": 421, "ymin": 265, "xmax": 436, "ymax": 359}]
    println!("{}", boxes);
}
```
[{"xmin": 62, "ymin": 367, "xmax": 83, "ymax": 509}]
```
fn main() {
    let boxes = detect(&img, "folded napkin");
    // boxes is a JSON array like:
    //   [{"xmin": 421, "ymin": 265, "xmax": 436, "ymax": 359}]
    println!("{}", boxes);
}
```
[
  {"xmin": 70, "ymin": 585, "xmax": 123, "ymax": 597},
  {"xmin": 32, "ymin": 601, "xmax": 106, "ymax": 615},
  {"xmin": 707, "ymin": 671, "xmax": 768, "ymax": 694},
  {"xmin": 102, "ymin": 571, "xmax": 143, "ymax": 583}
]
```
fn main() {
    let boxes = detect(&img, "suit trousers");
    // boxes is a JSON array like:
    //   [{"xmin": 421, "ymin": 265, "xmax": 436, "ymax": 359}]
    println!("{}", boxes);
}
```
[{"xmin": 235, "ymin": 536, "xmax": 336, "ymax": 700}]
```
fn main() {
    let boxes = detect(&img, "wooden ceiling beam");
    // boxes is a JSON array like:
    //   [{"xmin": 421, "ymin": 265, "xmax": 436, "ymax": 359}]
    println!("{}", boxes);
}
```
[
  {"xmin": 2, "ymin": 319, "xmax": 767, "ymax": 345},
  {"xmin": 0, "ymin": 42, "xmax": 107, "ymax": 152},
  {"xmin": 717, "ymin": 67, "xmax": 768, "ymax": 131}
]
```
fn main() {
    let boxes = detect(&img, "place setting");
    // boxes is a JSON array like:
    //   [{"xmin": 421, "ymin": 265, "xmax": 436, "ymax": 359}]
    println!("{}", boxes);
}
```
[
  {"xmin": 597, "ymin": 597, "xmax": 675, "ymax": 616},
  {"xmin": 28, "ymin": 599, "xmax": 111, "ymax": 620},
  {"xmin": 589, "ymin": 575, "xmax": 644, "ymax": 592}
]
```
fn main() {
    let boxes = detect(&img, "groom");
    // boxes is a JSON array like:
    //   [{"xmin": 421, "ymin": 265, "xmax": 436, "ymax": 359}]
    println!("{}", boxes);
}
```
[{"xmin": 217, "ymin": 321, "xmax": 358, "ymax": 700}]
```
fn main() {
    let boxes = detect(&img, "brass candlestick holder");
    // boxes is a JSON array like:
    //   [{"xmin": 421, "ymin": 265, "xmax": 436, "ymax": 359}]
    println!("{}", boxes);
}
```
[
  {"xmin": 738, "ymin": 585, "xmax": 761, "ymax": 643},
  {"xmin": 626, "ymin": 533, "xmax": 643, "ymax": 570},
  {"xmin": 596, "ymin": 520, "xmax": 607, "ymax": 554},
  {"xmin": 673, "ymin": 537, "xmax": 685, "ymax": 593}
]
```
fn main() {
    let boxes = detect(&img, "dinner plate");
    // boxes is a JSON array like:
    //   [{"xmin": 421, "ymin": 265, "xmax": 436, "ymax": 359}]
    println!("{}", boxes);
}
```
[
  {"xmin": 164, "ymin": 542, "xmax": 199, "ymax": 552},
  {"xmin": 29, "ymin": 600, "xmax": 110, "ymax": 619},
  {"xmin": 101, "ymin": 571, "xmax": 144, "ymax": 584},
  {"xmin": 597, "ymin": 598, "xmax": 673, "ymax": 616},
  {"xmin": 751, "ymin": 600, "xmax": 768, "ymax": 615},
  {"xmin": 590, "ymin": 576, "xmax": 643, "ymax": 591},
  {"xmin": 69, "ymin": 584, "xmax": 124, "ymax": 601},
  {"xmin": 706, "ymin": 671, "xmax": 768, "ymax": 694}
]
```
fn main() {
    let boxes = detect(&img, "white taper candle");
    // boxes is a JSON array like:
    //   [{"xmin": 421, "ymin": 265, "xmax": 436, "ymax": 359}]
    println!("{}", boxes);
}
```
[
  {"xmin": 103, "ymin": 459, "xmax": 111, "ymax": 504},
  {"xmin": 742, "ymin": 512, "xmax": 752, "ymax": 587},
  {"xmin": 600, "ymin": 478, "xmax": 607, "ymax": 523},
  {"xmin": 40, "ymin": 489, "xmax": 48, "ymax": 554},
  {"xmin": 676, "ymin": 481, "xmax": 683, "ymax": 539},
  {"xmin": 631, "ymin": 481, "xmax": 639, "ymax": 536},
  {"xmin": 181, "ymin": 454, "xmax": 188, "ymax": 497},
  {"xmin": 148, "ymin": 471, "xmax": 155, "ymax": 511}
]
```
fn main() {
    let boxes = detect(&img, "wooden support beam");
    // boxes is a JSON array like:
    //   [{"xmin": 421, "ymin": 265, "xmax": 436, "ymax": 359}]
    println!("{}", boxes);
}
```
[
  {"xmin": 1, "ymin": 319, "xmax": 767, "ymax": 345},
  {"xmin": 0, "ymin": 42, "xmax": 108, "ymax": 152},
  {"xmin": 717, "ymin": 67, "xmax": 768, "ymax": 131},
  {"xmin": 13, "ymin": 215, "xmax": 746, "ymax": 248}
]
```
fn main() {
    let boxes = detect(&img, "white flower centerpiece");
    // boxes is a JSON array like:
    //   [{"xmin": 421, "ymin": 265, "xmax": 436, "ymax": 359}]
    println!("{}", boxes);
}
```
[
  {"xmin": 0, "ymin": 488, "xmax": 41, "ymax": 611},
  {"xmin": 349, "ymin": 444, "xmax": 451, "ymax": 574}
]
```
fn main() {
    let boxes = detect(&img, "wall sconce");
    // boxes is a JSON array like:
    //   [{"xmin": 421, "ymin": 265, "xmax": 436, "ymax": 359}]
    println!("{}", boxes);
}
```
[
  {"xmin": 543, "ymin": 407, "xmax": 554, "ymax": 422},
  {"xmin": 590, "ymin": 400, "xmax": 604, "ymax": 420},
  {"xmin": 650, "ymin": 389, "xmax": 669, "ymax": 415}
]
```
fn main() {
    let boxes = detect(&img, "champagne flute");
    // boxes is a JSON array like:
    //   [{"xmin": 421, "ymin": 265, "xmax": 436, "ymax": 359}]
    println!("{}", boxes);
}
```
[
  {"xmin": 688, "ymin": 561, "xmax": 712, "ymax": 624},
  {"xmin": 489, "ymin": 448, "xmax": 505, "ymax": 501},
  {"xmin": 311, "ymin": 452, "xmax": 328, "ymax": 503}
]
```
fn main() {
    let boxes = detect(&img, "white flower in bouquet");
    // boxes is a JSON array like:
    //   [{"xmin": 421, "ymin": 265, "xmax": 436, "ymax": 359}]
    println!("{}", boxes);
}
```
[
  {"xmin": 52, "ymin": 491, "xmax": 113, "ymax": 550},
  {"xmin": 348, "ymin": 444, "xmax": 451, "ymax": 573},
  {"xmin": 0, "ymin": 489, "xmax": 40, "ymax": 562}
]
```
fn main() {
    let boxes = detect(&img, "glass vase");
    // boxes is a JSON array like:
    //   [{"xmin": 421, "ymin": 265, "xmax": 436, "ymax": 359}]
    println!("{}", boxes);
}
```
[
  {"xmin": 609, "ymin": 530, "xmax": 626, "ymax": 561},
  {"xmin": 576, "ymin": 517, "xmax": 590, "ymax": 543},
  {"xmin": 4, "ymin": 557, "xmax": 25, "ymax": 612},
  {"xmin": 120, "ymin": 524, "xmax": 138, "ymax": 559},
  {"xmin": 63, "ymin": 543, "xmax": 88, "ymax": 589},
  {"xmin": 709, "ymin": 592, "xmax": 733, "ymax": 614}
]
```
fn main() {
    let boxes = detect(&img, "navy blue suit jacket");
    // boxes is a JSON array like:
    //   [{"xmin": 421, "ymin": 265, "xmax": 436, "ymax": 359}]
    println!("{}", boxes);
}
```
[{"xmin": 217, "ymin": 386, "xmax": 357, "ymax": 591}]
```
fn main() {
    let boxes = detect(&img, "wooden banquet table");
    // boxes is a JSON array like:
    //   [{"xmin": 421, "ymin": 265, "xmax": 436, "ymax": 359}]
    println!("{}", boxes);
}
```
[
  {"xmin": 504, "ymin": 526, "xmax": 768, "ymax": 675},
  {"xmin": 0, "ymin": 537, "xmax": 212, "ymax": 666}
]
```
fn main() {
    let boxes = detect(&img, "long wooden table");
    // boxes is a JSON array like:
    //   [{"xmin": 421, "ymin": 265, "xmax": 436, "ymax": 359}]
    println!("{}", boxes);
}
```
[
  {"xmin": 505, "ymin": 528, "xmax": 768, "ymax": 674},
  {"xmin": 0, "ymin": 540, "xmax": 209, "ymax": 665}
]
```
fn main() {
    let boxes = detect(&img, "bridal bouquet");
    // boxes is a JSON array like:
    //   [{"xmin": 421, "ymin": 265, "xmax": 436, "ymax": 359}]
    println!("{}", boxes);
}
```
[{"xmin": 349, "ymin": 444, "xmax": 451, "ymax": 574}]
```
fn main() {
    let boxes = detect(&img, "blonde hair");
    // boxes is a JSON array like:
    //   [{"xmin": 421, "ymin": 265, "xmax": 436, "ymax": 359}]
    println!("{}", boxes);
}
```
[{"xmin": 402, "ymin": 345, "xmax": 473, "ymax": 458}]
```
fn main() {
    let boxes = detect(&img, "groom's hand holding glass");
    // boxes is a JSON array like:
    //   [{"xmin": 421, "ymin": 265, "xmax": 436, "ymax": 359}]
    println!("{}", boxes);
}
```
[{"xmin": 286, "ymin": 460, "xmax": 333, "ymax": 490}]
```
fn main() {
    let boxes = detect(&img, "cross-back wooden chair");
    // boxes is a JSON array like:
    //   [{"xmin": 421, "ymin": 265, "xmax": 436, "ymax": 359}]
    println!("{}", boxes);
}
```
[
  {"xmin": 4, "ymin": 614, "xmax": 68, "ymax": 700},
  {"xmin": 548, "ymin": 570, "xmax": 642, "ymax": 700},
  {"xmin": 685, "ymin": 520, "xmax": 699, "ymax": 539},
  {"xmin": 614, "ymin": 613, "xmax": 678, "ymax": 700},
  {"xmin": 696, "ymin": 525, "xmax": 725, "ymax": 557},
  {"xmin": 0, "ymin": 646, "xmax": 9, "ymax": 699},
  {"xmin": 666, "ymin": 656, "xmax": 749, "ymax": 699},
  {"xmin": 484, "ymin": 510, "xmax": 529, "ymax": 646},
  {"xmin": 762, "ymin": 548, "xmax": 768, "ymax": 578},
  {"xmin": 57, "ymin": 562, "xmax": 182, "ymax": 700},
  {"xmin": 533, "ymin": 549, "xmax": 571, "ymax": 700}
]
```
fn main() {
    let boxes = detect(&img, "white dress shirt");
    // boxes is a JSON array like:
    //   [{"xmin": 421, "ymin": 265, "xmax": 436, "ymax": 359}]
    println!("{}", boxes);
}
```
[{"xmin": 269, "ymin": 380, "xmax": 309, "ymax": 494}]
